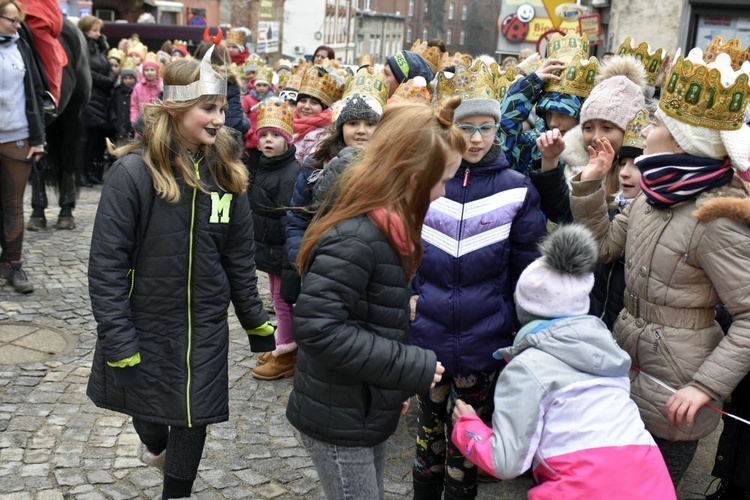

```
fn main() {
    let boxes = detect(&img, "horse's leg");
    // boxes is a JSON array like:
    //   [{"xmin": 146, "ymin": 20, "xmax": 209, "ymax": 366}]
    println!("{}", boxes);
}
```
[
  {"xmin": 55, "ymin": 114, "xmax": 83, "ymax": 231},
  {"xmin": 27, "ymin": 163, "xmax": 48, "ymax": 231}
]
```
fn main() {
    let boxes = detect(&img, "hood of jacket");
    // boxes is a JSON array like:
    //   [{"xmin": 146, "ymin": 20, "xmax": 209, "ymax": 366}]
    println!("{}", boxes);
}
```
[
  {"xmin": 693, "ymin": 175, "xmax": 750, "ymax": 225},
  {"xmin": 559, "ymin": 125, "xmax": 590, "ymax": 176},
  {"xmin": 499, "ymin": 316, "xmax": 630, "ymax": 377}
]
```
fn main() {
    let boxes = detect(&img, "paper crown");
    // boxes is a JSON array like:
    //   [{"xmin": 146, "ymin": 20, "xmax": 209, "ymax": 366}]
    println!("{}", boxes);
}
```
[
  {"xmin": 127, "ymin": 41, "xmax": 147, "ymax": 59},
  {"xmin": 544, "ymin": 55, "xmax": 599, "ymax": 98},
  {"xmin": 621, "ymin": 108, "xmax": 648, "ymax": 152},
  {"xmin": 617, "ymin": 36, "xmax": 667, "ymax": 87},
  {"xmin": 358, "ymin": 53, "xmax": 375, "ymax": 68},
  {"xmin": 489, "ymin": 63, "xmax": 519, "ymax": 100},
  {"xmin": 342, "ymin": 68, "xmax": 389, "ymax": 107},
  {"xmin": 257, "ymin": 97, "xmax": 294, "ymax": 137},
  {"xmin": 439, "ymin": 51, "xmax": 473, "ymax": 71},
  {"xmin": 387, "ymin": 76, "xmax": 433, "ymax": 105},
  {"xmin": 243, "ymin": 54, "xmax": 263, "ymax": 73},
  {"xmin": 227, "ymin": 29, "xmax": 246, "ymax": 47},
  {"xmin": 254, "ymin": 66, "xmax": 274, "ymax": 84},
  {"xmin": 410, "ymin": 39, "xmax": 442, "ymax": 72},
  {"xmin": 660, "ymin": 51, "xmax": 750, "ymax": 130},
  {"xmin": 516, "ymin": 52, "xmax": 543, "ymax": 75},
  {"xmin": 172, "ymin": 40, "xmax": 188, "ymax": 56},
  {"xmin": 120, "ymin": 57, "xmax": 137, "ymax": 75},
  {"xmin": 107, "ymin": 48, "xmax": 125, "ymax": 62},
  {"xmin": 547, "ymin": 32, "xmax": 589, "ymax": 62},
  {"xmin": 298, "ymin": 66, "xmax": 344, "ymax": 106},
  {"xmin": 274, "ymin": 59, "xmax": 294, "ymax": 72},
  {"xmin": 436, "ymin": 60, "xmax": 496, "ymax": 104},
  {"xmin": 704, "ymin": 37, "xmax": 750, "ymax": 71},
  {"xmin": 163, "ymin": 45, "xmax": 227, "ymax": 102},
  {"xmin": 143, "ymin": 52, "xmax": 161, "ymax": 70}
]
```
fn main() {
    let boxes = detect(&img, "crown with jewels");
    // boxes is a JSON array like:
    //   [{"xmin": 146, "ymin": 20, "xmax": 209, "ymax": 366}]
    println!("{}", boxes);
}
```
[
  {"xmin": 227, "ymin": 29, "xmax": 246, "ymax": 47},
  {"xmin": 358, "ymin": 53, "xmax": 375, "ymax": 68},
  {"xmin": 107, "ymin": 48, "xmax": 125, "ymax": 62},
  {"xmin": 622, "ymin": 108, "xmax": 648, "ymax": 152},
  {"xmin": 704, "ymin": 37, "xmax": 750, "ymax": 71},
  {"xmin": 254, "ymin": 66, "xmax": 274, "ymax": 84},
  {"xmin": 544, "ymin": 55, "xmax": 599, "ymax": 98},
  {"xmin": 243, "ymin": 54, "xmax": 263, "ymax": 73},
  {"xmin": 439, "ymin": 51, "xmax": 473, "ymax": 71},
  {"xmin": 616, "ymin": 36, "xmax": 667, "ymax": 86},
  {"xmin": 547, "ymin": 32, "xmax": 589, "ymax": 62},
  {"xmin": 387, "ymin": 76, "xmax": 433, "ymax": 105},
  {"xmin": 342, "ymin": 68, "xmax": 389, "ymax": 107},
  {"xmin": 488, "ymin": 63, "xmax": 519, "ymax": 100},
  {"xmin": 163, "ymin": 45, "xmax": 227, "ymax": 101},
  {"xmin": 171, "ymin": 40, "xmax": 189, "ymax": 57},
  {"xmin": 436, "ymin": 59, "xmax": 496, "ymax": 105},
  {"xmin": 410, "ymin": 39, "xmax": 442, "ymax": 72},
  {"xmin": 298, "ymin": 65, "xmax": 344, "ymax": 106},
  {"xmin": 660, "ymin": 49, "xmax": 750, "ymax": 131},
  {"xmin": 257, "ymin": 97, "xmax": 294, "ymax": 137}
]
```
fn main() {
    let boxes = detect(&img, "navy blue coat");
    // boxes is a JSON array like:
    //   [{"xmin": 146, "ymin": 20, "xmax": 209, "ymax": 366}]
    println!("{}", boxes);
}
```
[{"xmin": 410, "ymin": 149, "xmax": 546, "ymax": 376}]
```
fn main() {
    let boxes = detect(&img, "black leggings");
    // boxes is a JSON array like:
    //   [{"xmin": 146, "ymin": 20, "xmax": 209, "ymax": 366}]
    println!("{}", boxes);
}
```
[
  {"xmin": 0, "ymin": 140, "xmax": 33, "ymax": 262},
  {"xmin": 132, "ymin": 418, "xmax": 207, "ymax": 498}
]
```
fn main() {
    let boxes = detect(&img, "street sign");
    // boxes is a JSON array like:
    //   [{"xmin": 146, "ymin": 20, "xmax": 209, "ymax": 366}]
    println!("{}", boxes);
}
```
[{"xmin": 578, "ymin": 14, "xmax": 602, "ymax": 45}]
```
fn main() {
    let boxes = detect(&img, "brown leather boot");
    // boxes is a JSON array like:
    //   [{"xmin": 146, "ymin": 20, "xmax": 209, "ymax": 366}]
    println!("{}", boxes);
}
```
[
  {"xmin": 251, "ymin": 351, "xmax": 296, "ymax": 380},
  {"xmin": 255, "ymin": 351, "xmax": 272, "ymax": 366}
]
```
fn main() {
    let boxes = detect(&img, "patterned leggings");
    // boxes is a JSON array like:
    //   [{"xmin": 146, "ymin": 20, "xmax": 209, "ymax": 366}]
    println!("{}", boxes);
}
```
[{"xmin": 413, "ymin": 370, "xmax": 497, "ymax": 500}]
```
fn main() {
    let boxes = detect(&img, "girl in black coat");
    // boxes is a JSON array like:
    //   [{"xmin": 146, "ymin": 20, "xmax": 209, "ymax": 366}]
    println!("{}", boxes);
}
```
[
  {"xmin": 87, "ymin": 53, "xmax": 274, "ymax": 500},
  {"xmin": 78, "ymin": 15, "xmax": 115, "ymax": 185},
  {"xmin": 286, "ymin": 98, "xmax": 466, "ymax": 499}
]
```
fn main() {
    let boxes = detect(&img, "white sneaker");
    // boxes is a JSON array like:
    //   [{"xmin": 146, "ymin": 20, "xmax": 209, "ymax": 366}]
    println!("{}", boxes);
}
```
[{"xmin": 137, "ymin": 441, "xmax": 166, "ymax": 471}]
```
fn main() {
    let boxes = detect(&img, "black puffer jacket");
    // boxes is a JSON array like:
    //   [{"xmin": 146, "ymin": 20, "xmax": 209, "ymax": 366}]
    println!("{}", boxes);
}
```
[
  {"xmin": 87, "ymin": 151, "xmax": 271, "ymax": 427},
  {"xmin": 84, "ymin": 34, "xmax": 115, "ymax": 128},
  {"xmin": 286, "ymin": 214, "xmax": 437, "ymax": 447},
  {"xmin": 246, "ymin": 146, "xmax": 300, "ymax": 275}
]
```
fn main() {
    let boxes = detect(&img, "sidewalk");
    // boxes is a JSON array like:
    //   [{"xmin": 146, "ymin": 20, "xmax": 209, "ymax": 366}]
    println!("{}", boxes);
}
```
[{"xmin": 0, "ymin": 186, "xmax": 718, "ymax": 499}]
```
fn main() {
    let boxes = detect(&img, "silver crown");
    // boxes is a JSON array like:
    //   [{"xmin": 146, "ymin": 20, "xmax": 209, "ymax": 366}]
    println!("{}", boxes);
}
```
[{"xmin": 163, "ymin": 45, "xmax": 227, "ymax": 101}]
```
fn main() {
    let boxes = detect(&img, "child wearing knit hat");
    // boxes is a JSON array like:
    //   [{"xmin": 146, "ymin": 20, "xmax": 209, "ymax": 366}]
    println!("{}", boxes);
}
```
[
  {"xmin": 383, "ymin": 50, "xmax": 435, "ymax": 97},
  {"xmin": 247, "ymin": 98, "xmax": 302, "ymax": 381},
  {"xmin": 129, "ymin": 54, "xmax": 163, "ymax": 127},
  {"xmin": 451, "ymin": 224, "xmax": 676, "ymax": 500}
]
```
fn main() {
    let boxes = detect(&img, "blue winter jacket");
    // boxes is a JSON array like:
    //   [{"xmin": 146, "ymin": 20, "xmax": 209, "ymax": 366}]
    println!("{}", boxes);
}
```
[{"xmin": 410, "ymin": 149, "xmax": 547, "ymax": 376}]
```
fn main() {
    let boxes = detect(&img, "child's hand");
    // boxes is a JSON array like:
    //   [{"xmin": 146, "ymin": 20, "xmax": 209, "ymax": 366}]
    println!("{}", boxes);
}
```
[
  {"xmin": 534, "ymin": 58, "xmax": 567, "ymax": 82},
  {"xmin": 401, "ymin": 398, "xmax": 411, "ymax": 416},
  {"xmin": 666, "ymin": 386, "xmax": 712, "ymax": 427},
  {"xmin": 452, "ymin": 399, "xmax": 477, "ymax": 425},
  {"xmin": 581, "ymin": 138, "xmax": 616, "ymax": 181},
  {"xmin": 536, "ymin": 129, "xmax": 566, "ymax": 171},
  {"xmin": 431, "ymin": 361, "xmax": 445, "ymax": 389}
]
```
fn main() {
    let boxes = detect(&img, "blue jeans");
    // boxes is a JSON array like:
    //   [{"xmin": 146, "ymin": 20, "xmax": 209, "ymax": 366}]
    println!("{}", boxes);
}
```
[{"xmin": 299, "ymin": 432, "xmax": 387, "ymax": 500}]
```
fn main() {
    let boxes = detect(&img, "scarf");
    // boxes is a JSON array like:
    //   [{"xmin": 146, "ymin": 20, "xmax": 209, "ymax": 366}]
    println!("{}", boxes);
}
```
[
  {"xmin": 249, "ymin": 89, "xmax": 275, "ymax": 103},
  {"xmin": 369, "ymin": 207, "xmax": 412, "ymax": 256},
  {"xmin": 611, "ymin": 191, "xmax": 633, "ymax": 213},
  {"xmin": 293, "ymin": 108, "xmax": 332, "ymax": 140},
  {"xmin": 636, "ymin": 153, "xmax": 734, "ymax": 208}
]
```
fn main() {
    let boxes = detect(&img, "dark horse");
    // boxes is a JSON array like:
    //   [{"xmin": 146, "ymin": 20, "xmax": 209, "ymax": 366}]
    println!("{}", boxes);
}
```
[{"xmin": 25, "ymin": 18, "xmax": 91, "ymax": 231}]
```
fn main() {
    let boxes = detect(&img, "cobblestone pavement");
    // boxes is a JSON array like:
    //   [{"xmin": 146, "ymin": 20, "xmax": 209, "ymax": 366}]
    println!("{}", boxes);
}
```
[{"xmin": 0, "ymin": 186, "xmax": 719, "ymax": 499}]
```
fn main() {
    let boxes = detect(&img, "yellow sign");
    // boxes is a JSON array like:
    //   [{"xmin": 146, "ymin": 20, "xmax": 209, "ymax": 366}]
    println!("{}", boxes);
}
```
[
  {"xmin": 260, "ymin": 0, "xmax": 273, "ymax": 19},
  {"xmin": 541, "ymin": 0, "xmax": 569, "ymax": 27},
  {"xmin": 525, "ymin": 19, "xmax": 579, "ymax": 42}
]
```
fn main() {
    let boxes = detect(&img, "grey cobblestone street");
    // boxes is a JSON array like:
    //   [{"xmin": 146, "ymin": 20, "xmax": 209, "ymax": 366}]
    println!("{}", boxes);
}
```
[{"xmin": 0, "ymin": 186, "xmax": 721, "ymax": 499}]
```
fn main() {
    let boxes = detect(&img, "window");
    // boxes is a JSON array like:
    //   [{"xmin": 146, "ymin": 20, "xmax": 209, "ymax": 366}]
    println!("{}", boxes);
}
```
[
  {"xmin": 446, "ymin": 28, "xmax": 452, "ymax": 45},
  {"xmin": 408, "ymin": 0, "xmax": 414, "ymax": 16},
  {"xmin": 459, "ymin": 29, "xmax": 465, "ymax": 45},
  {"xmin": 461, "ymin": 4, "xmax": 467, "ymax": 21},
  {"xmin": 448, "ymin": 3, "xmax": 454, "ymax": 20},
  {"xmin": 422, "ymin": 27, "xmax": 428, "ymax": 40},
  {"xmin": 407, "ymin": 25, "xmax": 413, "ymax": 43},
  {"xmin": 425, "ymin": 2, "xmax": 428, "ymax": 13}
]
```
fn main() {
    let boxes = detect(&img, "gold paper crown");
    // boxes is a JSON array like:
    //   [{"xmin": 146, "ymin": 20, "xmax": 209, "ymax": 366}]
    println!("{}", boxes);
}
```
[
  {"xmin": 171, "ymin": 40, "xmax": 188, "ymax": 55},
  {"xmin": 298, "ymin": 66, "xmax": 344, "ymax": 107},
  {"xmin": 439, "ymin": 51, "xmax": 473, "ymax": 71},
  {"xmin": 410, "ymin": 39, "xmax": 442, "ymax": 72},
  {"xmin": 243, "ymin": 54, "xmax": 263, "ymax": 73},
  {"xmin": 622, "ymin": 108, "xmax": 649, "ymax": 152},
  {"xmin": 285, "ymin": 72, "xmax": 303, "ymax": 90},
  {"xmin": 227, "ymin": 29, "xmax": 246, "ymax": 47},
  {"xmin": 616, "ymin": 36, "xmax": 667, "ymax": 86},
  {"xmin": 544, "ymin": 55, "xmax": 599, "ymax": 98},
  {"xmin": 704, "ymin": 37, "xmax": 750, "ymax": 71},
  {"xmin": 274, "ymin": 59, "xmax": 294, "ymax": 72},
  {"xmin": 255, "ymin": 66, "xmax": 274, "ymax": 84},
  {"xmin": 342, "ymin": 68, "xmax": 389, "ymax": 107},
  {"xmin": 257, "ymin": 98, "xmax": 294, "ymax": 137},
  {"xmin": 489, "ymin": 63, "xmax": 519, "ymax": 99},
  {"xmin": 107, "ymin": 48, "xmax": 125, "ymax": 62},
  {"xmin": 358, "ymin": 53, "xmax": 375, "ymax": 68},
  {"xmin": 120, "ymin": 57, "xmax": 137, "ymax": 74},
  {"xmin": 660, "ymin": 55, "xmax": 750, "ymax": 130},
  {"xmin": 387, "ymin": 77, "xmax": 433, "ymax": 105},
  {"xmin": 144, "ymin": 52, "xmax": 160, "ymax": 66},
  {"xmin": 547, "ymin": 32, "xmax": 589, "ymax": 62},
  {"xmin": 516, "ymin": 52, "xmax": 543, "ymax": 75},
  {"xmin": 127, "ymin": 41, "xmax": 147, "ymax": 59},
  {"xmin": 436, "ymin": 60, "xmax": 496, "ymax": 105}
]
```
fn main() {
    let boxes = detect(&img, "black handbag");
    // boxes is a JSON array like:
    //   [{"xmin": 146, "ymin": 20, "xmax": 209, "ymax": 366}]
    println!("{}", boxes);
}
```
[{"xmin": 42, "ymin": 91, "xmax": 58, "ymax": 125}]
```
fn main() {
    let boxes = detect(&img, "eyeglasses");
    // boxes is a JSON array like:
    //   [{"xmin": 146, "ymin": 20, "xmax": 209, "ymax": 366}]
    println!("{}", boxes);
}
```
[
  {"xmin": 0, "ymin": 14, "xmax": 21, "ymax": 25},
  {"xmin": 456, "ymin": 123, "xmax": 498, "ymax": 137}
]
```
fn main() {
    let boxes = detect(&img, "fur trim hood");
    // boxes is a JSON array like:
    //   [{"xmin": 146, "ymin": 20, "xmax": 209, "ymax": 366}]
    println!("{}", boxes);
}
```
[
  {"xmin": 560, "ymin": 125, "xmax": 590, "ymax": 177},
  {"xmin": 693, "ymin": 176, "xmax": 750, "ymax": 225}
]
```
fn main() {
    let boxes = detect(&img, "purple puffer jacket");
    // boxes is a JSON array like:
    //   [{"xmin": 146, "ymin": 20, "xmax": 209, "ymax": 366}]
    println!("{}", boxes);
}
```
[{"xmin": 410, "ymin": 148, "xmax": 546, "ymax": 376}]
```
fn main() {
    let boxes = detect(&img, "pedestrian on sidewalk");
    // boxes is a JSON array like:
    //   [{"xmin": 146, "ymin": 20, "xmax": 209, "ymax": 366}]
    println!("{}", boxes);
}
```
[
  {"xmin": 286, "ymin": 98, "xmax": 466, "ymax": 500},
  {"xmin": 87, "ymin": 48, "xmax": 275, "ymax": 500}
]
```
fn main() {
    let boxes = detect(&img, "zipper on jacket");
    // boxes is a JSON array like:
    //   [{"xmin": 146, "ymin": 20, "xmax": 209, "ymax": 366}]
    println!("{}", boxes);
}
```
[
  {"xmin": 454, "ymin": 169, "xmax": 470, "ymax": 374},
  {"xmin": 462, "ymin": 167, "xmax": 470, "ymax": 187},
  {"xmin": 185, "ymin": 157, "xmax": 202, "ymax": 427},
  {"xmin": 126, "ymin": 269, "xmax": 135, "ymax": 298},
  {"xmin": 652, "ymin": 329, "xmax": 691, "ymax": 385}
]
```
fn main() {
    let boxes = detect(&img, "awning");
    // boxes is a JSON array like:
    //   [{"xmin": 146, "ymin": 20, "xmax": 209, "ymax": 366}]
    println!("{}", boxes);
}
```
[{"xmin": 147, "ymin": 0, "xmax": 184, "ymax": 12}]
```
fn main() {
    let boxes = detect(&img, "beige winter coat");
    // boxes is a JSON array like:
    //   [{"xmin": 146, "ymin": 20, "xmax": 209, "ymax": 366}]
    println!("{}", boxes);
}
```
[{"xmin": 570, "ymin": 174, "xmax": 750, "ymax": 441}]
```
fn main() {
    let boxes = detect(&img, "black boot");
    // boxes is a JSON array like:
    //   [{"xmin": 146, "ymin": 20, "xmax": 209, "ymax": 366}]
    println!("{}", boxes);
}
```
[
  {"xmin": 413, "ymin": 472, "xmax": 444, "ymax": 500},
  {"xmin": 706, "ymin": 480, "xmax": 750, "ymax": 499},
  {"xmin": 1, "ymin": 260, "xmax": 34, "ymax": 294}
]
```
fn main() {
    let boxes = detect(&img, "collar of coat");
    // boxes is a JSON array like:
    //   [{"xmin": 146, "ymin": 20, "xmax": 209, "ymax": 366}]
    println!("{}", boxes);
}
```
[{"xmin": 693, "ymin": 175, "xmax": 750, "ymax": 225}]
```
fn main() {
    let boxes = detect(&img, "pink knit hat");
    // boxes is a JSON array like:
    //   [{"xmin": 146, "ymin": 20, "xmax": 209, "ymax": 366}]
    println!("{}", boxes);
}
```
[{"xmin": 579, "ymin": 55, "xmax": 646, "ymax": 130}]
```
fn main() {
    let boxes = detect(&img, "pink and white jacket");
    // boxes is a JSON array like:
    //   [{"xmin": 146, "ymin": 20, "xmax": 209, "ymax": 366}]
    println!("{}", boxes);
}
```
[
  {"xmin": 452, "ymin": 316, "xmax": 675, "ymax": 500},
  {"xmin": 129, "ymin": 77, "xmax": 163, "ymax": 125}
]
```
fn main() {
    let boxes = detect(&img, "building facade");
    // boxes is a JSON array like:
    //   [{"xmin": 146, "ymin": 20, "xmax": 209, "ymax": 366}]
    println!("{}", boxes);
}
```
[
  {"xmin": 283, "ymin": 0, "xmax": 357, "ymax": 64},
  {"xmin": 355, "ymin": 10, "xmax": 405, "ymax": 63}
]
